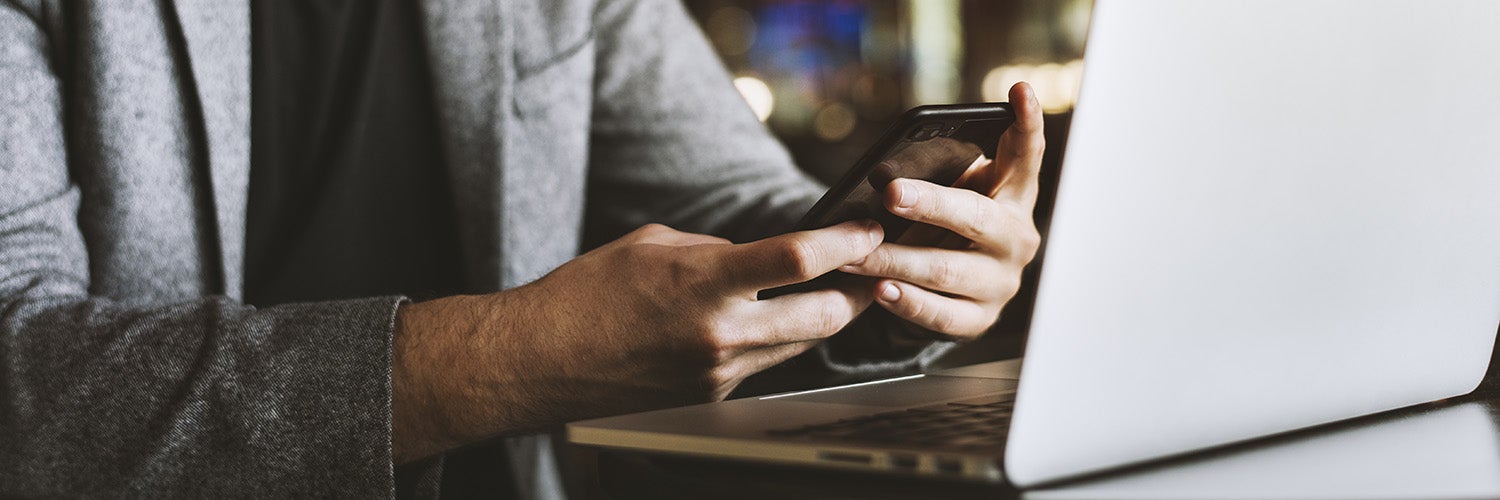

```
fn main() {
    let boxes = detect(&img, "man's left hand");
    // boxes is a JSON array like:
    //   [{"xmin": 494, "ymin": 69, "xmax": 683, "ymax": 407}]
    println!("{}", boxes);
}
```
[{"xmin": 840, "ymin": 81, "xmax": 1045, "ymax": 341}]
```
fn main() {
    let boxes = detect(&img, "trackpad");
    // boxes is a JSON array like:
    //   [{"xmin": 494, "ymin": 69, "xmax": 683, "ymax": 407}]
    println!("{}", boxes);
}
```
[{"xmin": 769, "ymin": 375, "xmax": 1017, "ymax": 407}]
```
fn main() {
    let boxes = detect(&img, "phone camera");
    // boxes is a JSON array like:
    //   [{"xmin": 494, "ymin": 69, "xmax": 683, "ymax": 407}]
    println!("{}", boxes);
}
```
[{"xmin": 907, "ymin": 123, "xmax": 944, "ymax": 141}]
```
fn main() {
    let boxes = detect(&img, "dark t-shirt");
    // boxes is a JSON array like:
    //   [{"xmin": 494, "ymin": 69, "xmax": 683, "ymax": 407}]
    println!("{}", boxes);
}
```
[
  {"xmin": 247, "ymin": 0, "xmax": 510, "ymax": 496},
  {"xmin": 245, "ymin": 0, "xmax": 463, "ymax": 307}
]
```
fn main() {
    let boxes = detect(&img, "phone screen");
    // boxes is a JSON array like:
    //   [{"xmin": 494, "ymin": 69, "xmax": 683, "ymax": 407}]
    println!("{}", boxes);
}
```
[{"xmin": 797, "ymin": 117, "xmax": 1011, "ymax": 242}]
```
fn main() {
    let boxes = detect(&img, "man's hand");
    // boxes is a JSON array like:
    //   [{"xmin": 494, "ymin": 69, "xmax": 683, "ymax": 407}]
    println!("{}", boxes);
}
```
[
  {"xmin": 391, "ymin": 220, "xmax": 883, "ymax": 462},
  {"xmin": 840, "ymin": 82, "xmax": 1046, "ymax": 340}
]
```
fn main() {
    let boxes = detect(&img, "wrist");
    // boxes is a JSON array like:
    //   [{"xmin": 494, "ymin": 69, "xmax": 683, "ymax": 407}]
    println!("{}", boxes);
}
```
[{"xmin": 391, "ymin": 296, "xmax": 475, "ymax": 463}]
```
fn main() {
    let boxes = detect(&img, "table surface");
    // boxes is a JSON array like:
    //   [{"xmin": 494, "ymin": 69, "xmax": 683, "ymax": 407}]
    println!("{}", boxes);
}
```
[{"xmin": 571, "ymin": 337, "xmax": 1500, "ymax": 500}]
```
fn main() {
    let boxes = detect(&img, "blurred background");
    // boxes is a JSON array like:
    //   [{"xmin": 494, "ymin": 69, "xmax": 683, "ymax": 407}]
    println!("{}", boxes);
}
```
[{"xmin": 684, "ymin": 0, "xmax": 1093, "ymax": 367}]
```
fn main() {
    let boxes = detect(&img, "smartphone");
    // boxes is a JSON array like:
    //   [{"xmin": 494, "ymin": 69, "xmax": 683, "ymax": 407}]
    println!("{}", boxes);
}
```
[
  {"xmin": 795, "ymin": 103, "xmax": 1014, "ymax": 237},
  {"xmin": 765, "ymin": 103, "xmax": 1014, "ymax": 298}
]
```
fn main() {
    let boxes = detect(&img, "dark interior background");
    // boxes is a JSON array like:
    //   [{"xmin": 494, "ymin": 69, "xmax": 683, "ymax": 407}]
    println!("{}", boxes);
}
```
[{"xmin": 683, "ymin": 0, "xmax": 1092, "ymax": 367}]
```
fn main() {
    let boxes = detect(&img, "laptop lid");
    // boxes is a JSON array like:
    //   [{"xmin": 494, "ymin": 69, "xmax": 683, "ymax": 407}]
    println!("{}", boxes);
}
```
[{"xmin": 1006, "ymin": 0, "xmax": 1500, "ymax": 486}]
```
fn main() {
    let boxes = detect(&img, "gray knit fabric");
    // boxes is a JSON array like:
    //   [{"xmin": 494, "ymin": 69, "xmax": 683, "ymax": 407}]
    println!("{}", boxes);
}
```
[{"xmin": 0, "ymin": 0, "xmax": 951, "ymax": 497}]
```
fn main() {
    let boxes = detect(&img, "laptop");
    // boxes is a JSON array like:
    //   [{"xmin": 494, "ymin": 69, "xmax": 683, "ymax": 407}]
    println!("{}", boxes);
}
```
[
  {"xmin": 568, "ymin": 0, "xmax": 1500, "ymax": 487},
  {"xmin": 1026, "ymin": 402, "xmax": 1500, "ymax": 499}
]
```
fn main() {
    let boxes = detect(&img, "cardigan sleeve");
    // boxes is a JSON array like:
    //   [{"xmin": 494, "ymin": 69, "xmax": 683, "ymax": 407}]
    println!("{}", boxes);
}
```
[{"xmin": 0, "ymin": 4, "xmax": 403, "ymax": 496}]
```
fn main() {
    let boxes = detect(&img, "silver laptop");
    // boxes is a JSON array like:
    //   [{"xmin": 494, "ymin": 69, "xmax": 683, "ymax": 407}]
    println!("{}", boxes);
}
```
[
  {"xmin": 1027, "ymin": 402, "xmax": 1500, "ymax": 499},
  {"xmin": 568, "ymin": 0, "xmax": 1500, "ymax": 487}
]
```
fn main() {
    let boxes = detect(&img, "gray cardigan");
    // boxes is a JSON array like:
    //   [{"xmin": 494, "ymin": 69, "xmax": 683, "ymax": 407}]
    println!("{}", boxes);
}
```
[{"xmin": 0, "ymin": 0, "xmax": 949, "ymax": 497}]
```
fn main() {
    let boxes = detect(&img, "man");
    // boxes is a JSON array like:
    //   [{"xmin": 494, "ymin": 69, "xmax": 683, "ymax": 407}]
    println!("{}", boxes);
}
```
[{"xmin": 0, "ymin": 0, "xmax": 1044, "ymax": 497}]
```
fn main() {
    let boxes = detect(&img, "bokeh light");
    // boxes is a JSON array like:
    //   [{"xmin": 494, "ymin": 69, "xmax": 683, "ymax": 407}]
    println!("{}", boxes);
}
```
[
  {"xmin": 812, "ymin": 102, "xmax": 858, "ymax": 142},
  {"xmin": 733, "ymin": 76, "xmax": 775, "ymax": 122},
  {"xmin": 981, "ymin": 60, "xmax": 1085, "ymax": 113}
]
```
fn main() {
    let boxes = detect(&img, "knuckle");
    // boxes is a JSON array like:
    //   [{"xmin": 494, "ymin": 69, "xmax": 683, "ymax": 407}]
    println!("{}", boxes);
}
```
[
  {"xmin": 929, "ymin": 308, "xmax": 957, "ymax": 334},
  {"xmin": 1019, "ymin": 228, "xmax": 1043, "ymax": 257},
  {"xmin": 710, "ymin": 324, "xmax": 742, "ymax": 361},
  {"xmin": 958, "ymin": 222, "xmax": 989, "ymax": 244},
  {"xmin": 632, "ymin": 223, "xmax": 671, "ymax": 240},
  {"xmin": 859, "ymin": 247, "xmax": 887, "ymax": 273},
  {"xmin": 898, "ymin": 291, "xmax": 957, "ymax": 334},
  {"xmin": 777, "ymin": 237, "xmax": 822, "ymax": 281},
  {"xmin": 812, "ymin": 300, "xmax": 850, "ymax": 335},
  {"xmin": 918, "ymin": 190, "xmax": 945, "ymax": 220},
  {"xmin": 689, "ymin": 320, "xmax": 737, "ymax": 364},
  {"xmin": 998, "ymin": 273, "xmax": 1024, "ymax": 300},
  {"xmin": 959, "ymin": 195, "xmax": 994, "ymax": 239},
  {"xmin": 929, "ymin": 258, "xmax": 962, "ymax": 291},
  {"xmin": 898, "ymin": 290, "xmax": 926, "ymax": 321},
  {"xmin": 995, "ymin": 202, "xmax": 1041, "ymax": 253},
  {"xmin": 1014, "ymin": 217, "xmax": 1042, "ymax": 254}
]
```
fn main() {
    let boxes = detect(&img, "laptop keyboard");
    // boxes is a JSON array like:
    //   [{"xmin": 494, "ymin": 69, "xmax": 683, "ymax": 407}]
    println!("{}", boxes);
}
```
[{"xmin": 766, "ymin": 393, "xmax": 1014, "ymax": 451}]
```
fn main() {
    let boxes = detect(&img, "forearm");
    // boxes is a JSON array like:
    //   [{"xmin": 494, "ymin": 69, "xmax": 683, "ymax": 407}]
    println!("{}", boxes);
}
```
[{"xmin": 0, "ymin": 289, "xmax": 401, "ymax": 496}]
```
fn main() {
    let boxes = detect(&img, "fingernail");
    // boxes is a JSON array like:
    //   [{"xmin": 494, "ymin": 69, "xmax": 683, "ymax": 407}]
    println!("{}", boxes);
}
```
[
  {"xmin": 865, "ymin": 220, "xmax": 883, "ymax": 246},
  {"xmin": 896, "ymin": 181, "xmax": 917, "ymax": 209},
  {"xmin": 878, "ymin": 282, "xmax": 901, "ymax": 302}
]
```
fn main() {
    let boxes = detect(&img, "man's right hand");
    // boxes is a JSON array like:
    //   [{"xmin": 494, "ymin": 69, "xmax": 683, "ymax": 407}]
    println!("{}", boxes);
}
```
[{"xmin": 391, "ymin": 220, "xmax": 884, "ymax": 463}]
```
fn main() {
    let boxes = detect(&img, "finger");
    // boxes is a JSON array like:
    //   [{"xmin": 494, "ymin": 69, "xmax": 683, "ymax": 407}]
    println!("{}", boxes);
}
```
[
  {"xmin": 885, "ymin": 178, "xmax": 1013, "ymax": 250},
  {"xmin": 993, "ymin": 81, "xmax": 1046, "ymax": 205},
  {"xmin": 715, "ymin": 220, "xmax": 883, "ymax": 292},
  {"xmin": 839, "ymin": 243, "xmax": 1001, "ymax": 299},
  {"xmin": 874, "ymin": 279, "xmax": 994, "ymax": 341},
  {"xmin": 731, "ymin": 286, "xmax": 872, "ymax": 348},
  {"xmin": 895, "ymin": 156, "xmax": 992, "ymax": 250}
]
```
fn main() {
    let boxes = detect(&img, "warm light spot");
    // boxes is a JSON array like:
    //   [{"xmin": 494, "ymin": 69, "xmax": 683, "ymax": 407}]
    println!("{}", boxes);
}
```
[
  {"xmin": 812, "ymin": 102, "xmax": 858, "ymax": 142},
  {"xmin": 982, "ymin": 59, "xmax": 1085, "ymax": 113},
  {"xmin": 733, "ymin": 76, "xmax": 775, "ymax": 122}
]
